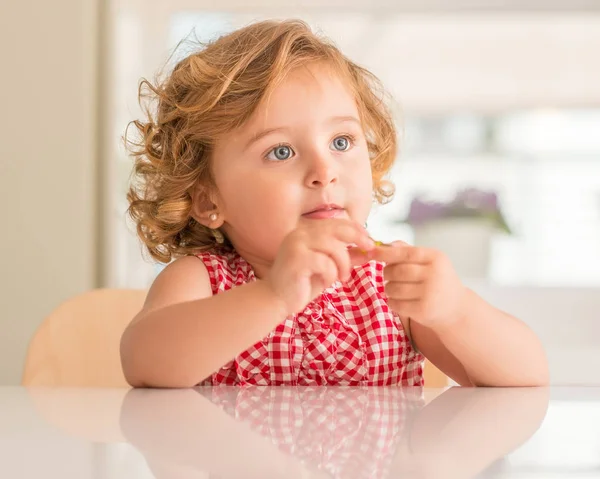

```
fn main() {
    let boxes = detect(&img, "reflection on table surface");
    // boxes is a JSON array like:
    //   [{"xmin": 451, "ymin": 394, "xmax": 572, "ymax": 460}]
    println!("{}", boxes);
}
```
[
  {"xmin": 6, "ymin": 386, "xmax": 600, "ymax": 478},
  {"xmin": 120, "ymin": 386, "xmax": 549, "ymax": 479}
]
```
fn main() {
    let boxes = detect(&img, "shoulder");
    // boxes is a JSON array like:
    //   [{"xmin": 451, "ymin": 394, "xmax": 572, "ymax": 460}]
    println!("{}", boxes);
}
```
[{"xmin": 142, "ymin": 255, "xmax": 212, "ymax": 314}]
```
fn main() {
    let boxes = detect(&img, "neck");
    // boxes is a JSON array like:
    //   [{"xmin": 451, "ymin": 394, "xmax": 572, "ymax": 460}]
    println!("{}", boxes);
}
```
[{"xmin": 233, "ymin": 247, "xmax": 273, "ymax": 280}]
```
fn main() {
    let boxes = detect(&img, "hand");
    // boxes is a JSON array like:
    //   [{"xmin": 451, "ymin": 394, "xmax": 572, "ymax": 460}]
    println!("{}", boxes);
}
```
[
  {"xmin": 265, "ymin": 219, "xmax": 375, "ymax": 316},
  {"xmin": 370, "ymin": 242, "xmax": 469, "ymax": 328}
]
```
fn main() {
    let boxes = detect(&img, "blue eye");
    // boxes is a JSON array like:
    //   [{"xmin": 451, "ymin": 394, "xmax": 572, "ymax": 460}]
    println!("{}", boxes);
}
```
[
  {"xmin": 330, "ymin": 136, "xmax": 351, "ymax": 152},
  {"xmin": 266, "ymin": 145, "xmax": 294, "ymax": 161}
]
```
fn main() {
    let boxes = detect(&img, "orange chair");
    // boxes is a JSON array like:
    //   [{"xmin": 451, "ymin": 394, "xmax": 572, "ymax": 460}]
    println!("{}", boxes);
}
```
[
  {"xmin": 22, "ymin": 288, "xmax": 448, "ymax": 388},
  {"xmin": 22, "ymin": 289, "xmax": 146, "ymax": 387},
  {"xmin": 423, "ymin": 360, "xmax": 449, "ymax": 388}
]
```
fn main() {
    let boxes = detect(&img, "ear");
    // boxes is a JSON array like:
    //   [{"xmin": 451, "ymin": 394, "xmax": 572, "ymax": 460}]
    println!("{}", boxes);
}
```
[{"xmin": 190, "ymin": 183, "xmax": 225, "ymax": 229}]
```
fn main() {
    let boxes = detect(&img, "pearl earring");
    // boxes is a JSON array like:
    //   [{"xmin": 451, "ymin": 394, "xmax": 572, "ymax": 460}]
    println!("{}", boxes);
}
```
[{"xmin": 207, "ymin": 212, "xmax": 224, "ymax": 244}]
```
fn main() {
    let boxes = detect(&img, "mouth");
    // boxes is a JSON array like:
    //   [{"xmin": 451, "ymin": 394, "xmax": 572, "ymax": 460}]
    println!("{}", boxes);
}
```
[{"xmin": 302, "ymin": 204, "xmax": 346, "ymax": 219}]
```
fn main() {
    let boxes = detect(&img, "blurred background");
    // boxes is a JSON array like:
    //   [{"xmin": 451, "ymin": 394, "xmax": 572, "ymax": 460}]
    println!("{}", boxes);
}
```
[{"xmin": 1, "ymin": 0, "xmax": 599, "ymax": 386}]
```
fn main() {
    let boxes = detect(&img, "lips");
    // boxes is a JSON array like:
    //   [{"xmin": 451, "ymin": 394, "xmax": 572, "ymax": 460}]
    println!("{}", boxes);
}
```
[
  {"xmin": 302, "ymin": 204, "xmax": 345, "ymax": 219},
  {"xmin": 304, "ymin": 204, "xmax": 343, "ymax": 214}
]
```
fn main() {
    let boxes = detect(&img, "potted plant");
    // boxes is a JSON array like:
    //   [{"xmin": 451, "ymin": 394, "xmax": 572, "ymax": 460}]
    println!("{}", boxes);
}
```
[{"xmin": 398, "ymin": 188, "xmax": 512, "ymax": 278}]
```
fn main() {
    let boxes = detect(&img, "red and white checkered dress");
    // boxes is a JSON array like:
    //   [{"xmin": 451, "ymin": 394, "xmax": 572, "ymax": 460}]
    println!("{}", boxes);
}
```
[{"xmin": 196, "ymin": 251, "xmax": 424, "ymax": 387}]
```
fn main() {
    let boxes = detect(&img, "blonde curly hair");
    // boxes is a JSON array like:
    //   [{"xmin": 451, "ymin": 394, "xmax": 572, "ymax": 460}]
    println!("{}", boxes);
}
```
[{"xmin": 126, "ymin": 19, "xmax": 398, "ymax": 263}]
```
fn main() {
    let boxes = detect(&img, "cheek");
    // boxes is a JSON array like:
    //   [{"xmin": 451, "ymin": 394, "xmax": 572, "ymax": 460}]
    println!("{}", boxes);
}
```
[
  {"xmin": 217, "ymin": 173, "xmax": 301, "ymax": 255},
  {"xmin": 218, "ymin": 172, "xmax": 299, "ymax": 220},
  {"xmin": 347, "ymin": 152, "xmax": 375, "ymax": 194},
  {"xmin": 344, "ymin": 153, "xmax": 374, "ymax": 219}
]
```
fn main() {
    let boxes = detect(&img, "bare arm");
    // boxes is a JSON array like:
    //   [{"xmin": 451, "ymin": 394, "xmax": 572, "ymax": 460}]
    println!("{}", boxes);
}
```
[
  {"xmin": 413, "ymin": 288, "xmax": 550, "ymax": 387},
  {"xmin": 121, "ymin": 220, "xmax": 374, "ymax": 388},
  {"xmin": 121, "ymin": 221, "xmax": 375, "ymax": 388},
  {"xmin": 401, "ymin": 317, "xmax": 473, "ymax": 386},
  {"xmin": 411, "ymin": 290, "xmax": 549, "ymax": 386},
  {"xmin": 371, "ymin": 244, "xmax": 549, "ymax": 387},
  {"xmin": 120, "ymin": 256, "xmax": 287, "ymax": 388}
]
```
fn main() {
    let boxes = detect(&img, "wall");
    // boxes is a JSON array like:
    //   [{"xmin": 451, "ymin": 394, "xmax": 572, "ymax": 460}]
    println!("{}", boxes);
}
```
[{"xmin": 0, "ymin": 0, "xmax": 99, "ymax": 384}]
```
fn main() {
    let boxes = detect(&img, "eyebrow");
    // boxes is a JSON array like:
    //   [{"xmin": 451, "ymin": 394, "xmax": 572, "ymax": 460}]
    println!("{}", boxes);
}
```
[
  {"xmin": 244, "ymin": 126, "xmax": 289, "ymax": 150},
  {"xmin": 244, "ymin": 115, "xmax": 361, "ymax": 150},
  {"xmin": 327, "ymin": 115, "xmax": 362, "ymax": 127}
]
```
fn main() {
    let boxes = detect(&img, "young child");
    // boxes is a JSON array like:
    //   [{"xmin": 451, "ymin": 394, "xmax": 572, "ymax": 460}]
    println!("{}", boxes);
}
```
[{"xmin": 121, "ymin": 19, "xmax": 549, "ymax": 388}]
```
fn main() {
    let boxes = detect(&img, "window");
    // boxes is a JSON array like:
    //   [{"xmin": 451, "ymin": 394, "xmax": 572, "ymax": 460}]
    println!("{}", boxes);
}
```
[{"xmin": 105, "ymin": 7, "xmax": 600, "ymax": 288}]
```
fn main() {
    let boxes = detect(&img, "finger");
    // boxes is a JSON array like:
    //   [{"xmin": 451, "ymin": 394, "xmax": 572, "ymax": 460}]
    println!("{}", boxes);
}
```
[
  {"xmin": 309, "ymin": 238, "xmax": 352, "ymax": 281},
  {"xmin": 388, "ymin": 299, "xmax": 420, "ymax": 318},
  {"xmin": 384, "ymin": 281, "xmax": 423, "ymax": 301},
  {"xmin": 347, "ymin": 246, "xmax": 374, "ymax": 268},
  {"xmin": 324, "ymin": 243, "xmax": 352, "ymax": 282},
  {"xmin": 371, "ymin": 244, "xmax": 432, "ymax": 264},
  {"xmin": 309, "ymin": 251, "xmax": 340, "ymax": 290},
  {"xmin": 326, "ymin": 219, "xmax": 374, "ymax": 251},
  {"xmin": 347, "ymin": 241, "xmax": 413, "ymax": 267},
  {"xmin": 383, "ymin": 263, "xmax": 428, "ymax": 283}
]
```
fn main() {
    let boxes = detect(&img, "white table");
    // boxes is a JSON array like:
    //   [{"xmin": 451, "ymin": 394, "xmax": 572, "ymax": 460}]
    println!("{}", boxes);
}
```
[{"xmin": 1, "ymin": 386, "xmax": 600, "ymax": 478}]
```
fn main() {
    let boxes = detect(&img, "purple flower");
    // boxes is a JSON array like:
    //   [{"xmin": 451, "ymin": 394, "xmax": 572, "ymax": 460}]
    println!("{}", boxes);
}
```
[
  {"xmin": 453, "ymin": 188, "xmax": 498, "ymax": 212},
  {"xmin": 401, "ymin": 188, "xmax": 511, "ymax": 234}
]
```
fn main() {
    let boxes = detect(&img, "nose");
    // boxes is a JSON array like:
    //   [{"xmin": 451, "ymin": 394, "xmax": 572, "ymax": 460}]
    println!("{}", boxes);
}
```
[{"xmin": 304, "ymin": 151, "xmax": 338, "ymax": 188}]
